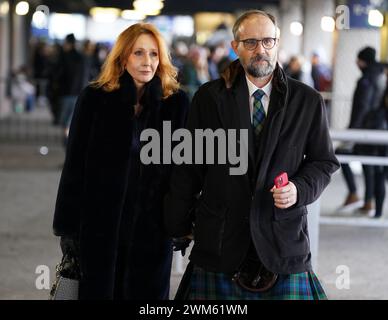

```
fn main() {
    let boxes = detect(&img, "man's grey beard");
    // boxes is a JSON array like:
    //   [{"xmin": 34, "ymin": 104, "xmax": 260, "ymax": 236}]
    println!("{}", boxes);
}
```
[{"xmin": 246, "ymin": 55, "xmax": 276, "ymax": 78}]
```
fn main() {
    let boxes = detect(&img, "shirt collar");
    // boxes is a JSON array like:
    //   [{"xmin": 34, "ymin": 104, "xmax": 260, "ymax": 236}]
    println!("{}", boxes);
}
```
[{"xmin": 245, "ymin": 75, "xmax": 273, "ymax": 99}]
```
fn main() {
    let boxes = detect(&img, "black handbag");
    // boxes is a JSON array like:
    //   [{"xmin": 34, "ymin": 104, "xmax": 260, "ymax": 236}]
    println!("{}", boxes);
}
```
[{"xmin": 49, "ymin": 252, "xmax": 80, "ymax": 300}]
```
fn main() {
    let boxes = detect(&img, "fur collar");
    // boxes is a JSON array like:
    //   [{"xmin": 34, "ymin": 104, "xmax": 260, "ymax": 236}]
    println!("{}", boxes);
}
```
[{"xmin": 118, "ymin": 70, "xmax": 163, "ymax": 108}]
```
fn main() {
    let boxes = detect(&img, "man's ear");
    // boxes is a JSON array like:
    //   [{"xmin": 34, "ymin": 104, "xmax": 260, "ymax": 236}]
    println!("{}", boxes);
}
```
[{"xmin": 231, "ymin": 40, "xmax": 239, "ymax": 56}]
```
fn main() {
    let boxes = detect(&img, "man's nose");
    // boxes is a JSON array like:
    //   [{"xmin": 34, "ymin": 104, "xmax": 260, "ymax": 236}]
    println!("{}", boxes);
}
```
[{"xmin": 254, "ymin": 42, "xmax": 267, "ymax": 55}]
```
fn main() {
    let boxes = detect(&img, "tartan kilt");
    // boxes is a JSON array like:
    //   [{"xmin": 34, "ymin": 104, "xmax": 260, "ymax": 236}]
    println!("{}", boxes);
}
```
[{"xmin": 175, "ymin": 264, "xmax": 327, "ymax": 300}]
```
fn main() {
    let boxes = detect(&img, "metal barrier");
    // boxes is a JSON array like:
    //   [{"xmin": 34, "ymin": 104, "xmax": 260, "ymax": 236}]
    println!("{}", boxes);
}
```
[{"xmin": 331, "ymin": 129, "xmax": 388, "ymax": 165}]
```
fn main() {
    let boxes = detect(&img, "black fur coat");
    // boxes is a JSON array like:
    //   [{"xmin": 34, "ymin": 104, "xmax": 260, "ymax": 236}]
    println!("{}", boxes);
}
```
[{"xmin": 53, "ymin": 71, "xmax": 189, "ymax": 299}]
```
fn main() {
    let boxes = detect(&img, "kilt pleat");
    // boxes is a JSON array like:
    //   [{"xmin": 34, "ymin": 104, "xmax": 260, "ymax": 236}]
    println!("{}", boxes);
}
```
[{"xmin": 181, "ymin": 265, "xmax": 327, "ymax": 300}]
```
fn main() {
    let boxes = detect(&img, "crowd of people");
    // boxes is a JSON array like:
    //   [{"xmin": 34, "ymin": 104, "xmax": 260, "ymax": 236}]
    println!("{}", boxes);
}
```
[{"xmin": 17, "ymin": 31, "xmax": 334, "ymax": 125}]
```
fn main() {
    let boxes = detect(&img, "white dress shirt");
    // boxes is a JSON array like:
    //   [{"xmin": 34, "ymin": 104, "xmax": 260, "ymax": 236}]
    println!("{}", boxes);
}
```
[{"xmin": 245, "ymin": 76, "xmax": 273, "ymax": 124}]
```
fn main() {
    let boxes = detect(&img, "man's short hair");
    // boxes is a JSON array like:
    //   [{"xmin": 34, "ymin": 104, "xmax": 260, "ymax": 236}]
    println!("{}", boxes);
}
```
[{"xmin": 232, "ymin": 10, "xmax": 278, "ymax": 41}]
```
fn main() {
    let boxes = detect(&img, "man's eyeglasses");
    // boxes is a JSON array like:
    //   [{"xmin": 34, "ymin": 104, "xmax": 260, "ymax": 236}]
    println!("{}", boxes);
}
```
[{"xmin": 237, "ymin": 38, "xmax": 278, "ymax": 50}]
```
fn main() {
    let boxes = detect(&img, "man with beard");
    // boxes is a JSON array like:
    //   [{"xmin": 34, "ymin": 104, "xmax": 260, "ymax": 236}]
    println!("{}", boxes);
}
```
[{"xmin": 165, "ymin": 10, "xmax": 339, "ymax": 300}]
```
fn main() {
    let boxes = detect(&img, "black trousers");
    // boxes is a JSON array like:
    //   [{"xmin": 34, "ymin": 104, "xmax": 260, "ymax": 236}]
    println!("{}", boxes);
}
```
[
  {"xmin": 336, "ymin": 147, "xmax": 358, "ymax": 195},
  {"xmin": 362, "ymin": 165, "xmax": 386, "ymax": 216},
  {"xmin": 337, "ymin": 146, "xmax": 386, "ymax": 216}
]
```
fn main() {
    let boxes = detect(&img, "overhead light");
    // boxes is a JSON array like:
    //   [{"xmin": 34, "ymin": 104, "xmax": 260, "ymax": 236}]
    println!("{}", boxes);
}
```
[
  {"xmin": 321, "ymin": 16, "xmax": 335, "ymax": 32},
  {"xmin": 290, "ymin": 21, "xmax": 303, "ymax": 36},
  {"xmin": 32, "ymin": 10, "xmax": 48, "ymax": 29},
  {"xmin": 0, "ymin": 1, "xmax": 9, "ymax": 16},
  {"xmin": 90, "ymin": 7, "xmax": 121, "ymax": 23},
  {"xmin": 133, "ymin": 0, "xmax": 164, "ymax": 16},
  {"xmin": 15, "ymin": 1, "xmax": 29, "ymax": 16},
  {"xmin": 121, "ymin": 10, "xmax": 145, "ymax": 21},
  {"xmin": 141, "ymin": 9, "xmax": 161, "ymax": 16},
  {"xmin": 368, "ymin": 9, "xmax": 384, "ymax": 27}
]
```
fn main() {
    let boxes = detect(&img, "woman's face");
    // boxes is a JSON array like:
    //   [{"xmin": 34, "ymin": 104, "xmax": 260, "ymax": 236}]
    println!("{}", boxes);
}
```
[{"xmin": 126, "ymin": 34, "xmax": 159, "ymax": 90}]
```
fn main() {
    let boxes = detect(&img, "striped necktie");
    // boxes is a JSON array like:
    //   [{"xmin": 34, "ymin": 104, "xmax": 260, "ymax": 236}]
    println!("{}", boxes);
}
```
[{"xmin": 252, "ymin": 89, "xmax": 266, "ymax": 138}]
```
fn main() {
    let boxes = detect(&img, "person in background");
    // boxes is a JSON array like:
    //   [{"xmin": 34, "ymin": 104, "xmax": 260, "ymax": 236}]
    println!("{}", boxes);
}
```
[
  {"xmin": 11, "ymin": 66, "xmax": 35, "ymax": 113},
  {"xmin": 179, "ymin": 45, "xmax": 210, "ymax": 100},
  {"xmin": 45, "ymin": 43, "xmax": 63, "ymax": 125},
  {"xmin": 53, "ymin": 23, "xmax": 189, "ymax": 299},
  {"xmin": 311, "ymin": 52, "xmax": 332, "ymax": 93},
  {"xmin": 383, "ymin": 64, "xmax": 388, "ymax": 181},
  {"xmin": 284, "ymin": 56, "xmax": 303, "ymax": 81},
  {"xmin": 32, "ymin": 40, "xmax": 48, "ymax": 99},
  {"xmin": 57, "ymin": 33, "xmax": 85, "ymax": 147},
  {"xmin": 353, "ymin": 60, "xmax": 387, "ymax": 219},
  {"xmin": 171, "ymin": 40, "xmax": 190, "ymax": 83},
  {"xmin": 337, "ymin": 47, "xmax": 386, "ymax": 216},
  {"xmin": 81, "ymin": 40, "xmax": 100, "ymax": 86},
  {"xmin": 208, "ymin": 46, "xmax": 222, "ymax": 80},
  {"xmin": 311, "ymin": 52, "xmax": 332, "ymax": 124}
]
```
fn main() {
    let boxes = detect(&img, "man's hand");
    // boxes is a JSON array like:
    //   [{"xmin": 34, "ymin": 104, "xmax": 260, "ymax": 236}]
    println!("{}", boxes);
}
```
[
  {"xmin": 270, "ymin": 181, "xmax": 298, "ymax": 209},
  {"xmin": 172, "ymin": 235, "xmax": 193, "ymax": 257}
]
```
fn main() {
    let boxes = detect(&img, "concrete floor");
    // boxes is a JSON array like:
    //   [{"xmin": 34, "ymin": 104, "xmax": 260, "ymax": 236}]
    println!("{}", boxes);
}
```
[{"xmin": 0, "ymin": 144, "xmax": 387, "ymax": 300}]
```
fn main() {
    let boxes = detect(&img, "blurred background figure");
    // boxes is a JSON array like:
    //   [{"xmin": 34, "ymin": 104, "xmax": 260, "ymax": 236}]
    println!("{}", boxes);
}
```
[
  {"xmin": 57, "ymin": 33, "xmax": 85, "ymax": 147},
  {"xmin": 171, "ymin": 40, "xmax": 190, "ymax": 83},
  {"xmin": 32, "ymin": 40, "xmax": 49, "ymax": 101},
  {"xmin": 382, "ymin": 64, "xmax": 388, "ymax": 181},
  {"xmin": 207, "ymin": 41, "xmax": 231, "ymax": 80},
  {"xmin": 311, "ymin": 51, "xmax": 333, "ymax": 123},
  {"xmin": 11, "ymin": 66, "xmax": 36, "ymax": 114},
  {"xmin": 337, "ymin": 47, "xmax": 387, "ymax": 217},
  {"xmin": 311, "ymin": 52, "xmax": 332, "ymax": 92},
  {"xmin": 81, "ymin": 40, "xmax": 100, "ymax": 86},
  {"xmin": 190, "ymin": 45, "xmax": 210, "ymax": 85},
  {"xmin": 178, "ymin": 45, "xmax": 210, "ymax": 99},
  {"xmin": 284, "ymin": 55, "xmax": 303, "ymax": 80},
  {"xmin": 284, "ymin": 55, "xmax": 313, "ymax": 86},
  {"xmin": 45, "ymin": 43, "xmax": 64, "ymax": 125}
]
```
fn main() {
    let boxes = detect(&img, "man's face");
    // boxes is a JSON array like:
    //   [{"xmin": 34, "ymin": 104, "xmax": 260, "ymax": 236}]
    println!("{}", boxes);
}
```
[
  {"xmin": 356, "ymin": 58, "xmax": 367, "ymax": 71},
  {"xmin": 231, "ymin": 15, "xmax": 279, "ymax": 78}
]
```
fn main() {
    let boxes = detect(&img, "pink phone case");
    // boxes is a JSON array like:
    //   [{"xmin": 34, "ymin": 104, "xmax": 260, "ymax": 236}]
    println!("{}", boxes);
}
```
[{"xmin": 274, "ymin": 172, "xmax": 288, "ymax": 188}]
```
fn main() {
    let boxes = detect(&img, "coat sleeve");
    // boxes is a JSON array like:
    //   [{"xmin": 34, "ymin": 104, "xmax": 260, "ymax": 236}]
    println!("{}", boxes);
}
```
[
  {"xmin": 289, "ymin": 95, "xmax": 340, "ymax": 207},
  {"xmin": 53, "ymin": 87, "xmax": 95, "ymax": 236},
  {"xmin": 164, "ymin": 91, "xmax": 207, "ymax": 237}
]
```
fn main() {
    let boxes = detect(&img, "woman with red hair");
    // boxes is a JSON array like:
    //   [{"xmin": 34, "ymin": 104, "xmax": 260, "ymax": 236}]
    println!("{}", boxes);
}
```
[{"xmin": 53, "ymin": 23, "xmax": 189, "ymax": 299}]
